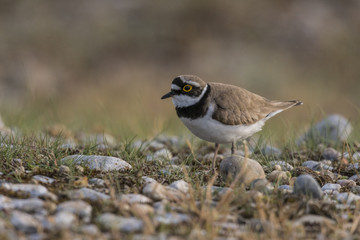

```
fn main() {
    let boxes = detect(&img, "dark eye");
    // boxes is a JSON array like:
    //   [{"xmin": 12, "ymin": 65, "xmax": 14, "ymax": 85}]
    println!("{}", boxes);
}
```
[{"xmin": 183, "ymin": 85, "xmax": 192, "ymax": 92}]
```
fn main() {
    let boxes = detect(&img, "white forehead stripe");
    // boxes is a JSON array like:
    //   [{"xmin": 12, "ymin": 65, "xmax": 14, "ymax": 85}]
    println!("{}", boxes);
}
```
[
  {"xmin": 172, "ymin": 84, "xmax": 208, "ymax": 108},
  {"xmin": 179, "ymin": 76, "xmax": 201, "ymax": 88},
  {"xmin": 171, "ymin": 84, "xmax": 181, "ymax": 90}
]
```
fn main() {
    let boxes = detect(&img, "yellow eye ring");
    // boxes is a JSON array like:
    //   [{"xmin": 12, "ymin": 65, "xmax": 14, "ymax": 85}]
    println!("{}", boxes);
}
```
[{"xmin": 183, "ymin": 85, "xmax": 192, "ymax": 92}]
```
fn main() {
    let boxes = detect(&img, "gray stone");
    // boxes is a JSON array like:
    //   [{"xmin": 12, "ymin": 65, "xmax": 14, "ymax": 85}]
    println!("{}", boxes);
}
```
[
  {"xmin": 58, "ymin": 165, "xmax": 71, "ymax": 176},
  {"xmin": 88, "ymin": 178, "xmax": 106, "ymax": 187},
  {"xmin": 119, "ymin": 194, "xmax": 153, "ymax": 204},
  {"xmin": 0, "ymin": 183, "xmax": 49, "ymax": 198},
  {"xmin": 302, "ymin": 160, "xmax": 319, "ymax": 170},
  {"xmin": 250, "ymin": 179, "xmax": 274, "ymax": 194},
  {"xmin": 267, "ymin": 170, "xmax": 290, "ymax": 183},
  {"xmin": 79, "ymin": 224, "xmax": 100, "ymax": 236},
  {"xmin": 32, "ymin": 175, "xmax": 56, "ymax": 185},
  {"xmin": 11, "ymin": 210, "xmax": 41, "ymax": 234},
  {"xmin": 12, "ymin": 198, "xmax": 49, "ymax": 214},
  {"xmin": 336, "ymin": 179, "xmax": 356, "ymax": 187},
  {"xmin": 321, "ymin": 183, "xmax": 341, "ymax": 194},
  {"xmin": 207, "ymin": 186, "xmax": 233, "ymax": 200},
  {"xmin": 336, "ymin": 192, "xmax": 360, "ymax": 205},
  {"xmin": 56, "ymin": 200, "xmax": 92, "ymax": 222},
  {"xmin": 278, "ymin": 185, "xmax": 293, "ymax": 193},
  {"xmin": 219, "ymin": 155, "xmax": 265, "ymax": 187},
  {"xmin": 142, "ymin": 182, "xmax": 168, "ymax": 201},
  {"xmin": 61, "ymin": 155, "xmax": 132, "ymax": 172},
  {"xmin": 349, "ymin": 174, "xmax": 360, "ymax": 181},
  {"xmin": 141, "ymin": 176, "xmax": 157, "ymax": 185},
  {"xmin": 261, "ymin": 146, "xmax": 282, "ymax": 158},
  {"xmin": 146, "ymin": 149, "xmax": 173, "ymax": 162},
  {"xmin": 54, "ymin": 211, "xmax": 77, "ymax": 229},
  {"xmin": 297, "ymin": 114, "xmax": 352, "ymax": 144},
  {"xmin": 154, "ymin": 213, "xmax": 191, "ymax": 225},
  {"xmin": 293, "ymin": 175, "xmax": 322, "ymax": 199},
  {"xmin": 353, "ymin": 152, "xmax": 360, "ymax": 161},
  {"xmin": 96, "ymin": 213, "xmax": 144, "ymax": 233},
  {"xmin": 270, "ymin": 161, "xmax": 293, "ymax": 171},
  {"xmin": 66, "ymin": 187, "xmax": 110, "ymax": 201},
  {"xmin": 169, "ymin": 180, "xmax": 190, "ymax": 194},
  {"xmin": 322, "ymin": 147, "xmax": 341, "ymax": 161},
  {"xmin": 0, "ymin": 194, "xmax": 13, "ymax": 210}
]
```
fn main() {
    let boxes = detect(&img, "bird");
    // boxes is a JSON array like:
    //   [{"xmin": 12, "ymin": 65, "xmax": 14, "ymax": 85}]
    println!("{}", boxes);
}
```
[{"xmin": 161, "ymin": 75, "xmax": 302, "ymax": 170}]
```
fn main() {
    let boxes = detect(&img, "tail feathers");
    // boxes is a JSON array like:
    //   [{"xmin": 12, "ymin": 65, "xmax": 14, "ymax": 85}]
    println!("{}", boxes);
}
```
[{"xmin": 265, "ymin": 100, "xmax": 303, "ymax": 119}]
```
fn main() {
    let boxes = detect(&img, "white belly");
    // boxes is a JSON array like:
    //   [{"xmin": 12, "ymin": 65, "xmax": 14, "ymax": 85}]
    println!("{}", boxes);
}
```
[{"xmin": 180, "ymin": 105, "xmax": 265, "ymax": 144}]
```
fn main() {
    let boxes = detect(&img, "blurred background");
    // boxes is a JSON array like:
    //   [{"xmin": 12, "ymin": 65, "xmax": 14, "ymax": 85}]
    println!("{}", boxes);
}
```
[{"xmin": 0, "ymin": 0, "xmax": 359, "ymax": 140}]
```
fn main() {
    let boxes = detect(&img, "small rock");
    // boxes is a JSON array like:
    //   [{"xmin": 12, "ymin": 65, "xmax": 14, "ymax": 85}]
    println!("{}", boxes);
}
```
[
  {"xmin": 88, "ymin": 178, "xmax": 106, "ymax": 187},
  {"xmin": 66, "ymin": 187, "xmax": 110, "ymax": 201},
  {"xmin": 148, "ymin": 140, "xmax": 166, "ymax": 151},
  {"xmin": 293, "ymin": 175, "xmax": 322, "ymax": 199},
  {"xmin": 141, "ymin": 176, "xmax": 157, "ymax": 185},
  {"xmin": 119, "ymin": 194, "xmax": 153, "ymax": 204},
  {"xmin": 293, "ymin": 214, "xmax": 335, "ymax": 227},
  {"xmin": 278, "ymin": 185, "xmax": 293, "ymax": 193},
  {"xmin": 142, "ymin": 182, "xmax": 168, "ymax": 201},
  {"xmin": 97, "ymin": 213, "xmax": 143, "ymax": 233},
  {"xmin": 267, "ymin": 170, "xmax": 290, "ymax": 183},
  {"xmin": 352, "ymin": 152, "xmax": 360, "ymax": 161},
  {"xmin": 219, "ymin": 155, "xmax": 265, "ymax": 187},
  {"xmin": 322, "ymin": 148, "xmax": 341, "ymax": 161},
  {"xmin": 79, "ymin": 224, "xmax": 100, "ymax": 236},
  {"xmin": 0, "ymin": 183, "xmax": 49, "ymax": 198},
  {"xmin": 11, "ymin": 210, "xmax": 41, "ymax": 234},
  {"xmin": 58, "ymin": 165, "xmax": 71, "ymax": 176},
  {"xmin": 146, "ymin": 149, "xmax": 173, "ymax": 162},
  {"xmin": 302, "ymin": 160, "xmax": 320, "ymax": 170},
  {"xmin": 336, "ymin": 192, "xmax": 360, "ymax": 205},
  {"xmin": 12, "ymin": 198, "xmax": 49, "ymax": 214},
  {"xmin": 207, "ymin": 186, "xmax": 233, "ymax": 200},
  {"xmin": 154, "ymin": 213, "xmax": 191, "ymax": 225},
  {"xmin": 56, "ymin": 200, "xmax": 92, "ymax": 222},
  {"xmin": 169, "ymin": 180, "xmax": 190, "ymax": 194},
  {"xmin": 131, "ymin": 204, "xmax": 154, "ymax": 215},
  {"xmin": 32, "ymin": 175, "xmax": 56, "ymax": 185},
  {"xmin": 270, "ymin": 161, "xmax": 293, "ymax": 171},
  {"xmin": 336, "ymin": 179, "xmax": 356, "ymax": 187},
  {"xmin": 61, "ymin": 155, "xmax": 132, "ymax": 172},
  {"xmin": 349, "ymin": 174, "xmax": 360, "ymax": 181},
  {"xmin": 297, "ymin": 114, "xmax": 352, "ymax": 144},
  {"xmin": 321, "ymin": 183, "xmax": 341, "ymax": 194},
  {"xmin": 250, "ymin": 179, "xmax": 274, "ymax": 194},
  {"xmin": 54, "ymin": 211, "xmax": 77, "ymax": 229},
  {"xmin": 261, "ymin": 146, "xmax": 282, "ymax": 158}
]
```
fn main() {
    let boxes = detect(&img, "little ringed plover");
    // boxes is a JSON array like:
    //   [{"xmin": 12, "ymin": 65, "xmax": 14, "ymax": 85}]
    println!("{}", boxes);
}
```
[{"xmin": 161, "ymin": 75, "xmax": 302, "ymax": 170}]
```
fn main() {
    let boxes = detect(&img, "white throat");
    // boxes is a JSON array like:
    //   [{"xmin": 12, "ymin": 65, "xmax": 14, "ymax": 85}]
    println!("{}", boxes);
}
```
[{"xmin": 172, "ymin": 84, "xmax": 208, "ymax": 108}]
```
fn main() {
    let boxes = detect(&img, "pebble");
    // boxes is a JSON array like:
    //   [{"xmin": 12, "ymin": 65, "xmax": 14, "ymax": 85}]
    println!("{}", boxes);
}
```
[
  {"xmin": 261, "ymin": 146, "xmax": 282, "ymax": 158},
  {"xmin": 154, "ymin": 213, "xmax": 191, "ymax": 225},
  {"xmin": 66, "ymin": 187, "xmax": 110, "ymax": 201},
  {"xmin": 293, "ymin": 175, "xmax": 322, "ymax": 199},
  {"xmin": 32, "ymin": 175, "xmax": 56, "ymax": 185},
  {"xmin": 297, "ymin": 114, "xmax": 352, "ymax": 144},
  {"xmin": 349, "ymin": 174, "xmax": 360, "ymax": 181},
  {"xmin": 54, "ymin": 211, "xmax": 78, "ymax": 229},
  {"xmin": 249, "ymin": 179, "xmax": 274, "ymax": 194},
  {"xmin": 270, "ymin": 161, "xmax": 293, "ymax": 171},
  {"xmin": 142, "ymin": 182, "xmax": 168, "ymax": 201},
  {"xmin": 336, "ymin": 192, "xmax": 360, "ymax": 205},
  {"xmin": 302, "ymin": 160, "xmax": 320, "ymax": 170},
  {"xmin": 12, "ymin": 198, "xmax": 50, "ymax": 215},
  {"xmin": 96, "ymin": 213, "xmax": 144, "ymax": 233},
  {"xmin": 169, "ymin": 180, "xmax": 190, "ymax": 194},
  {"xmin": 278, "ymin": 185, "xmax": 293, "ymax": 193},
  {"xmin": 219, "ymin": 155, "xmax": 265, "ymax": 187},
  {"xmin": 146, "ymin": 149, "xmax": 173, "ymax": 162},
  {"xmin": 58, "ymin": 165, "xmax": 71, "ymax": 176},
  {"xmin": 142, "ymin": 176, "xmax": 157, "ymax": 185},
  {"xmin": 321, "ymin": 183, "xmax": 341, "ymax": 194},
  {"xmin": 119, "ymin": 194, "xmax": 153, "ymax": 204},
  {"xmin": 56, "ymin": 200, "xmax": 92, "ymax": 222},
  {"xmin": 208, "ymin": 186, "xmax": 233, "ymax": 200},
  {"xmin": 322, "ymin": 147, "xmax": 341, "ymax": 161},
  {"xmin": 61, "ymin": 155, "xmax": 132, "ymax": 172},
  {"xmin": 353, "ymin": 152, "xmax": 360, "ymax": 161},
  {"xmin": 336, "ymin": 179, "xmax": 356, "ymax": 187},
  {"xmin": 0, "ymin": 183, "xmax": 50, "ymax": 198},
  {"xmin": 267, "ymin": 170, "xmax": 290, "ymax": 183},
  {"xmin": 79, "ymin": 224, "xmax": 100, "ymax": 236},
  {"xmin": 11, "ymin": 210, "xmax": 41, "ymax": 234},
  {"xmin": 88, "ymin": 178, "xmax": 106, "ymax": 187}
]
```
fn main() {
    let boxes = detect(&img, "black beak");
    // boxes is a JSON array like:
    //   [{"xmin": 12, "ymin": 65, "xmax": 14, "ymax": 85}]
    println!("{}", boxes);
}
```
[{"xmin": 161, "ymin": 91, "xmax": 173, "ymax": 99}]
